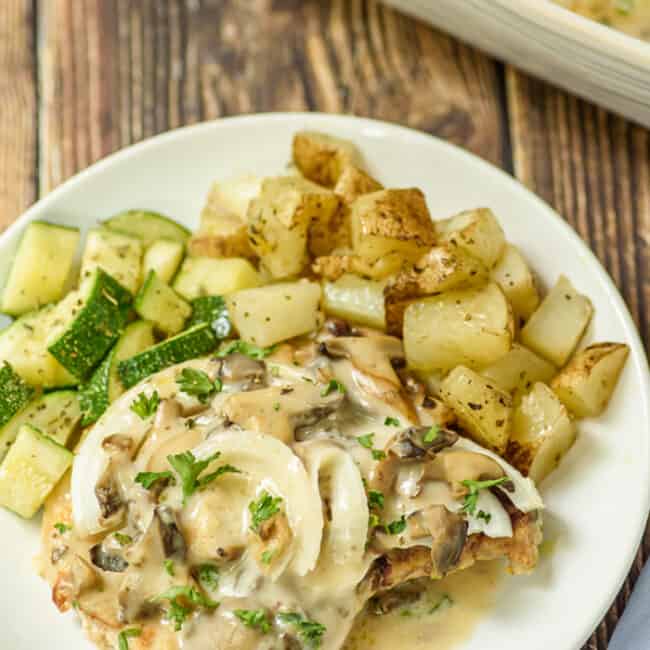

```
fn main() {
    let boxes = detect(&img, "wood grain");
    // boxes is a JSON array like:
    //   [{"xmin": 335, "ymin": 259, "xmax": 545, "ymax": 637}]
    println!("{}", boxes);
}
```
[
  {"xmin": 507, "ymin": 66, "xmax": 650, "ymax": 648},
  {"xmin": 0, "ymin": 0, "xmax": 37, "ymax": 229}
]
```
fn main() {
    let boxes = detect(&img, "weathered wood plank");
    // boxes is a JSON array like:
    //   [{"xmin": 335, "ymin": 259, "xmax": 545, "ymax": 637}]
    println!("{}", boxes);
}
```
[
  {"xmin": 0, "ymin": 0, "xmax": 37, "ymax": 229},
  {"xmin": 506, "ymin": 66, "xmax": 650, "ymax": 649}
]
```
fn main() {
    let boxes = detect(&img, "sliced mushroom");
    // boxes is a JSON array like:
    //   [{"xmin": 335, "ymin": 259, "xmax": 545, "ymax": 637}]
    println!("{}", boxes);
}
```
[
  {"xmin": 419, "ymin": 506, "xmax": 468, "ymax": 579},
  {"xmin": 101, "ymin": 434, "xmax": 134, "ymax": 453},
  {"xmin": 94, "ymin": 466, "xmax": 125, "ymax": 528},
  {"xmin": 89, "ymin": 544, "xmax": 129, "ymax": 573},
  {"xmin": 155, "ymin": 506, "xmax": 187, "ymax": 560},
  {"xmin": 363, "ymin": 547, "xmax": 432, "ymax": 595},
  {"xmin": 218, "ymin": 353, "xmax": 267, "ymax": 389},
  {"xmin": 423, "ymin": 450, "xmax": 505, "ymax": 497}
]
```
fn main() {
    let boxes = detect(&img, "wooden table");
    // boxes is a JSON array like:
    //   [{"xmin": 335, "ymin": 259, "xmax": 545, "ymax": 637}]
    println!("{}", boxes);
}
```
[{"xmin": 1, "ymin": 1, "xmax": 648, "ymax": 646}]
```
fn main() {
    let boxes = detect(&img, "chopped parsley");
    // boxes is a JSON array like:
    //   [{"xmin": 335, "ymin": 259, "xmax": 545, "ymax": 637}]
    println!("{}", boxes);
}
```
[
  {"xmin": 461, "ymin": 477, "xmax": 510, "ymax": 516},
  {"xmin": 423, "ymin": 424, "xmax": 440, "ymax": 444},
  {"xmin": 196, "ymin": 563, "xmax": 219, "ymax": 591},
  {"xmin": 234, "ymin": 608, "xmax": 272, "ymax": 633},
  {"xmin": 130, "ymin": 390, "xmax": 160, "ymax": 420},
  {"xmin": 367, "ymin": 490, "xmax": 384, "ymax": 510},
  {"xmin": 153, "ymin": 585, "xmax": 219, "ymax": 631},
  {"xmin": 261, "ymin": 549, "xmax": 275, "ymax": 565},
  {"xmin": 217, "ymin": 339, "xmax": 276, "ymax": 360},
  {"xmin": 164, "ymin": 559, "xmax": 175, "ymax": 576},
  {"xmin": 278, "ymin": 612, "xmax": 326, "ymax": 648},
  {"xmin": 117, "ymin": 628, "xmax": 141, "ymax": 650},
  {"xmin": 176, "ymin": 368, "xmax": 223, "ymax": 403},
  {"xmin": 368, "ymin": 513, "xmax": 381, "ymax": 529},
  {"xmin": 356, "ymin": 433, "xmax": 386, "ymax": 461},
  {"xmin": 249, "ymin": 491, "xmax": 283, "ymax": 533},
  {"xmin": 386, "ymin": 515, "xmax": 407, "ymax": 535},
  {"xmin": 384, "ymin": 416, "xmax": 400, "ymax": 427},
  {"xmin": 114, "ymin": 532, "xmax": 133, "ymax": 546},
  {"xmin": 134, "ymin": 470, "xmax": 175, "ymax": 490},
  {"xmin": 273, "ymin": 402, "xmax": 281, "ymax": 411},
  {"xmin": 476, "ymin": 510, "xmax": 492, "ymax": 524},
  {"xmin": 320, "ymin": 379, "xmax": 346, "ymax": 397},
  {"xmin": 167, "ymin": 450, "xmax": 240, "ymax": 504},
  {"xmin": 615, "ymin": 0, "xmax": 635, "ymax": 15},
  {"xmin": 54, "ymin": 522, "xmax": 71, "ymax": 534},
  {"xmin": 430, "ymin": 594, "xmax": 454, "ymax": 614},
  {"xmin": 372, "ymin": 449, "xmax": 386, "ymax": 461}
]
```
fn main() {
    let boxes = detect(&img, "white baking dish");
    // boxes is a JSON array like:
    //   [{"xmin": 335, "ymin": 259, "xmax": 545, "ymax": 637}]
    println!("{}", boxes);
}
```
[{"xmin": 384, "ymin": 0, "xmax": 650, "ymax": 128}]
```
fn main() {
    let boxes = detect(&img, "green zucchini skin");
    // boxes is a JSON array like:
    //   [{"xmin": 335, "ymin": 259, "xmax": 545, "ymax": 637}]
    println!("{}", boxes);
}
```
[
  {"xmin": 118, "ymin": 323, "xmax": 217, "ymax": 389},
  {"xmin": 187, "ymin": 296, "xmax": 232, "ymax": 339},
  {"xmin": 47, "ymin": 269, "xmax": 133, "ymax": 380},
  {"xmin": 79, "ymin": 349, "xmax": 114, "ymax": 426},
  {"xmin": 0, "ymin": 362, "xmax": 35, "ymax": 429},
  {"xmin": 104, "ymin": 210, "xmax": 190, "ymax": 248}
]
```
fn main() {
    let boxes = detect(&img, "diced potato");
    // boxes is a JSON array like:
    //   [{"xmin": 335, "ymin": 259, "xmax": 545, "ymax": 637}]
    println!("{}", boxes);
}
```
[
  {"xmin": 173, "ymin": 257, "xmax": 260, "ymax": 300},
  {"xmin": 247, "ymin": 176, "xmax": 340, "ymax": 278},
  {"xmin": 350, "ymin": 189, "xmax": 436, "ymax": 266},
  {"xmin": 227, "ymin": 281, "xmax": 322, "ymax": 347},
  {"xmin": 313, "ymin": 252, "xmax": 406, "ymax": 282},
  {"xmin": 292, "ymin": 131, "xmax": 361, "ymax": 187},
  {"xmin": 334, "ymin": 165, "xmax": 383, "ymax": 203},
  {"xmin": 322, "ymin": 273, "xmax": 386, "ymax": 330},
  {"xmin": 384, "ymin": 245, "xmax": 489, "ymax": 334},
  {"xmin": 188, "ymin": 211, "xmax": 255, "ymax": 260},
  {"xmin": 506, "ymin": 382, "xmax": 576, "ymax": 483},
  {"xmin": 551, "ymin": 342, "xmax": 629, "ymax": 417},
  {"xmin": 202, "ymin": 174, "xmax": 263, "ymax": 221},
  {"xmin": 490, "ymin": 244, "xmax": 540, "ymax": 323},
  {"xmin": 436, "ymin": 208, "xmax": 505, "ymax": 268},
  {"xmin": 439, "ymin": 366, "xmax": 513, "ymax": 454},
  {"xmin": 403, "ymin": 283, "xmax": 514, "ymax": 372},
  {"xmin": 481, "ymin": 343, "xmax": 556, "ymax": 404},
  {"xmin": 520, "ymin": 275, "xmax": 593, "ymax": 367}
]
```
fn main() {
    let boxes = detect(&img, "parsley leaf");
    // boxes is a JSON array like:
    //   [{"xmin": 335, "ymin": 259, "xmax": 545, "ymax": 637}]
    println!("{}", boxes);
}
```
[
  {"xmin": 130, "ymin": 390, "xmax": 160, "ymax": 420},
  {"xmin": 278, "ymin": 612, "xmax": 326, "ymax": 648},
  {"xmin": 368, "ymin": 490, "xmax": 384, "ymax": 510},
  {"xmin": 114, "ymin": 532, "xmax": 133, "ymax": 546},
  {"xmin": 356, "ymin": 434, "xmax": 386, "ymax": 461},
  {"xmin": 196, "ymin": 564, "xmax": 219, "ymax": 591},
  {"xmin": 134, "ymin": 470, "xmax": 175, "ymax": 490},
  {"xmin": 153, "ymin": 586, "xmax": 219, "ymax": 631},
  {"xmin": 234, "ymin": 609, "xmax": 272, "ymax": 634},
  {"xmin": 384, "ymin": 416, "xmax": 400, "ymax": 427},
  {"xmin": 217, "ymin": 339, "xmax": 276, "ymax": 360},
  {"xmin": 118, "ymin": 628, "xmax": 141, "ymax": 650},
  {"xmin": 461, "ymin": 477, "xmax": 510, "ymax": 516},
  {"xmin": 476, "ymin": 510, "xmax": 492, "ymax": 524},
  {"xmin": 386, "ymin": 515, "xmax": 407, "ymax": 535},
  {"xmin": 54, "ymin": 522, "xmax": 71, "ymax": 534},
  {"xmin": 249, "ymin": 491, "xmax": 282, "ymax": 533},
  {"xmin": 167, "ymin": 451, "xmax": 240, "ymax": 504},
  {"xmin": 164, "ymin": 559, "xmax": 175, "ymax": 576},
  {"xmin": 423, "ymin": 424, "xmax": 440, "ymax": 444},
  {"xmin": 368, "ymin": 513, "xmax": 381, "ymax": 529},
  {"xmin": 261, "ymin": 550, "xmax": 275, "ymax": 565},
  {"xmin": 176, "ymin": 368, "xmax": 222, "ymax": 403},
  {"xmin": 320, "ymin": 379, "xmax": 346, "ymax": 397},
  {"xmin": 371, "ymin": 449, "xmax": 386, "ymax": 461}
]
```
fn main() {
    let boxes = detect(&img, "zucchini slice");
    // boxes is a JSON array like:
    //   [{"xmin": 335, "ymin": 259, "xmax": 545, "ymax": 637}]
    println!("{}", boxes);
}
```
[
  {"xmin": 47, "ymin": 269, "xmax": 133, "ymax": 380},
  {"xmin": 0, "ymin": 390, "xmax": 81, "ymax": 459},
  {"xmin": 0, "ymin": 307, "xmax": 77, "ymax": 388},
  {"xmin": 187, "ymin": 296, "xmax": 232, "ymax": 339},
  {"xmin": 143, "ymin": 239, "xmax": 185, "ymax": 284},
  {"xmin": 79, "ymin": 321, "xmax": 155, "ymax": 425},
  {"xmin": 173, "ymin": 257, "xmax": 260, "ymax": 300},
  {"xmin": 135, "ymin": 271, "xmax": 191, "ymax": 336},
  {"xmin": 80, "ymin": 228, "xmax": 143, "ymax": 294},
  {"xmin": 118, "ymin": 323, "xmax": 217, "ymax": 389},
  {"xmin": 1, "ymin": 221, "xmax": 80, "ymax": 316},
  {"xmin": 104, "ymin": 210, "xmax": 190, "ymax": 247},
  {"xmin": 0, "ymin": 424, "xmax": 73, "ymax": 518},
  {"xmin": 0, "ymin": 362, "xmax": 35, "ymax": 431}
]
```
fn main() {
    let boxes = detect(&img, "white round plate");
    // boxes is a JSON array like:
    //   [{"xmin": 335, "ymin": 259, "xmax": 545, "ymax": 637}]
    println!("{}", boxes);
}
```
[{"xmin": 0, "ymin": 114, "xmax": 648, "ymax": 650}]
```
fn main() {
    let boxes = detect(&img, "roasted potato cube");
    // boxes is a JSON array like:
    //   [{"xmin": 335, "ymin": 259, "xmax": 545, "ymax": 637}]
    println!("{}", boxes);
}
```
[
  {"xmin": 403, "ymin": 283, "xmax": 514, "ymax": 372},
  {"xmin": 520, "ymin": 275, "xmax": 593, "ymax": 367},
  {"xmin": 313, "ymin": 252, "xmax": 405, "ymax": 281},
  {"xmin": 322, "ymin": 273, "xmax": 386, "ymax": 330},
  {"xmin": 188, "ymin": 212, "xmax": 256, "ymax": 260},
  {"xmin": 227, "ymin": 280, "xmax": 322, "ymax": 348},
  {"xmin": 490, "ymin": 244, "xmax": 540, "ymax": 323},
  {"xmin": 551, "ymin": 342, "xmax": 629, "ymax": 417},
  {"xmin": 439, "ymin": 366, "xmax": 513, "ymax": 454},
  {"xmin": 292, "ymin": 131, "xmax": 361, "ymax": 187},
  {"xmin": 247, "ymin": 176, "xmax": 340, "ymax": 278},
  {"xmin": 436, "ymin": 208, "xmax": 506, "ymax": 268},
  {"xmin": 384, "ymin": 245, "xmax": 489, "ymax": 334},
  {"xmin": 506, "ymin": 382, "xmax": 576, "ymax": 483},
  {"xmin": 203, "ymin": 174, "xmax": 262, "ymax": 221},
  {"xmin": 334, "ymin": 165, "xmax": 383, "ymax": 203},
  {"xmin": 173, "ymin": 257, "xmax": 260, "ymax": 299},
  {"xmin": 350, "ymin": 189, "xmax": 436, "ymax": 267},
  {"xmin": 481, "ymin": 343, "xmax": 556, "ymax": 404}
]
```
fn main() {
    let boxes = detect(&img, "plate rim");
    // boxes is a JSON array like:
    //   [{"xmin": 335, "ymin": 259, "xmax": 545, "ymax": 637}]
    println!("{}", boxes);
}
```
[{"xmin": 1, "ymin": 112, "xmax": 648, "ymax": 649}]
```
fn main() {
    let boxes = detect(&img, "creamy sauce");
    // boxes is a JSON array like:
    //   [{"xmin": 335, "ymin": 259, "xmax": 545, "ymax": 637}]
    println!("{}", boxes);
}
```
[
  {"xmin": 40, "ymin": 338, "xmax": 542, "ymax": 650},
  {"xmin": 553, "ymin": 0, "xmax": 650, "ymax": 40},
  {"xmin": 344, "ymin": 562, "xmax": 502, "ymax": 650}
]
